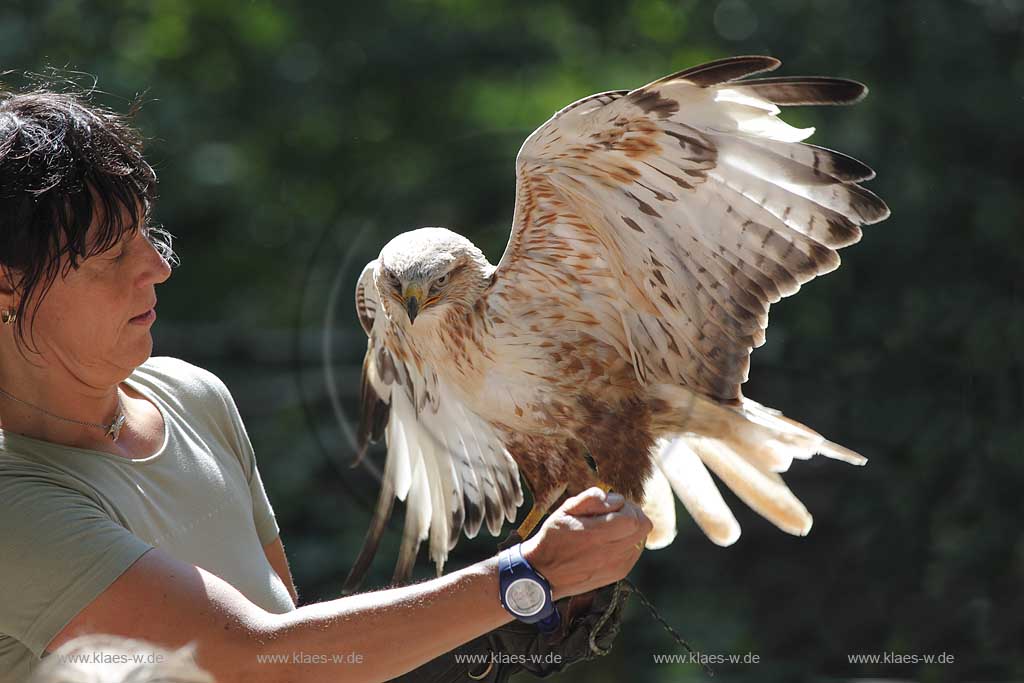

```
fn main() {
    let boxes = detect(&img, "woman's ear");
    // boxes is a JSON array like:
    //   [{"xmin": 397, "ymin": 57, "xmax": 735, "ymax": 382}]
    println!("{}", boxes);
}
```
[{"xmin": 0, "ymin": 265, "xmax": 20, "ymax": 307}]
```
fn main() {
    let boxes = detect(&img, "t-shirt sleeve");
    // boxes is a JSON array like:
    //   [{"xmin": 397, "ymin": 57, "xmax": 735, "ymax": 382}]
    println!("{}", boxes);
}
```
[
  {"xmin": 206, "ymin": 374, "xmax": 280, "ymax": 547},
  {"xmin": 236, "ymin": 421, "xmax": 281, "ymax": 547},
  {"xmin": 152, "ymin": 357, "xmax": 281, "ymax": 547},
  {"xmin": 0, "ymin": 473, "xmax": 154, "ymax": 657}
]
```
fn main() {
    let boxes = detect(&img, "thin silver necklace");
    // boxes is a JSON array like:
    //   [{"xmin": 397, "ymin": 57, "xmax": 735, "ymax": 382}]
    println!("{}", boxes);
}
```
[{"xmin": 0, "ymin": 385, "xmax": 127, "ymax": 441}]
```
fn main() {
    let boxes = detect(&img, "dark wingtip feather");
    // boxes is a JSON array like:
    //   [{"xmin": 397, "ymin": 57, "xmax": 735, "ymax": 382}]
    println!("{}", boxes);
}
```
[
  {"xmin": 391, "ymin": 498, "xmax": 426, "ymax": 585},
  {"xmin": 342, "ymin": 479, "xmax": 396, "ymax": 594},
  {"xmin": 341, "ymin": 532, "xmax": 378, "ymax": 593},
  {"xmin": 355, "ymin": 354, "xmax": 390, "ymax": 468},
  {"xmin": 462, "ymin": 494, "xmax": 484, "ymax": 539},
  {"xmin": 738, "ymin": 76, "xmax": 868, "ymax": 105},
  {"xmin": 850, "ymin": 186, "xmax": 891, "ymax": 224},
  {"xmin": 485, "ymin": 502, "xmax": 506, "ymax": 537},
  {"xmin": 391, "ymin": 537, "xmax": 419, "ymax": 585},
  {"xmin": 447, "ymin": 503, "xmax": 465, "ymax": 551},
  {"xmin": 823, "ymin": 213, "xmax": 864, "ymax": 248},
  {"xmin": 806, "ymin": 143, "xmax": 876, "ymax": 182},
  {"xmin": 654, "ymin": 55, "xmax": 781, "ymax": 88}
]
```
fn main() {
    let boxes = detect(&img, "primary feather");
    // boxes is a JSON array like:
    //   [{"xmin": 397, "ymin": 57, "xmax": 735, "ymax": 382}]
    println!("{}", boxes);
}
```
[{"xmin": 345, "ymin": 55, "xmax": 889, "ymax": 585}]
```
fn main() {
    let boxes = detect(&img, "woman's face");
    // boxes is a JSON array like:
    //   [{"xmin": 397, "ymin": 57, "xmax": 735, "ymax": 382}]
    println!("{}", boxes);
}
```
[{"xmin": 23, "ymin": 211, "xmax": 172, "ymax": 386}]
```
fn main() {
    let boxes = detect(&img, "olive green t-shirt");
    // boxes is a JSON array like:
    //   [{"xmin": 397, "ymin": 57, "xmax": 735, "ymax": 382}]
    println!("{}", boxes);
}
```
[{"xmin": 0, "ymin": 356, "xmax": 295, "ymax": 681}]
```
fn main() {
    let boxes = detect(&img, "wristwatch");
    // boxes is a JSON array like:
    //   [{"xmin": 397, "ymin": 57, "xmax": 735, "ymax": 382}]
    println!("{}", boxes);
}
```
[{"xmin": 498, "ymin": 543, "xmax": 560, "ymax": 633}]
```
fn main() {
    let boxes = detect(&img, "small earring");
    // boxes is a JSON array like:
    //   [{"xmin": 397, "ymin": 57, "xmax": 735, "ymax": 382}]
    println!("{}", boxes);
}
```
[{"xmin": 1, "ymin": 309, "xmax": 16, "ymax": 325}]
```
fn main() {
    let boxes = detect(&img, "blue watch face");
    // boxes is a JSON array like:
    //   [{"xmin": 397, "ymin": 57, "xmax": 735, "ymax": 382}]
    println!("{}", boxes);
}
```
[{"xmin": 504, "ymin": 577, "xmax": 547, "ymax": 616}]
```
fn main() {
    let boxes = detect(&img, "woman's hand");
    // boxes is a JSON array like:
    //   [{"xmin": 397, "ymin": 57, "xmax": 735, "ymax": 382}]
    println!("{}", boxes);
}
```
[{"xmin": 520, "ymin": 487, "xmax": 652, "ymax": 600}]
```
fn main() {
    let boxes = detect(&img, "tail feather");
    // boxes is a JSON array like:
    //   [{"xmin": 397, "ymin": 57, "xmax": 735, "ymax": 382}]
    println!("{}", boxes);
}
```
[
  {"xmin": 656, "ymin": 437, "xmax": 741, "ymax": 546},
  {"xmin": 640, "ymin": 456, "xmax": 678, "ymax": 549},
  {"xmin": 738, "ymin": 398, "xmax": 868, "ymax": 466},
  {"xmin": 651, "ymin": 384, "xmax": 864, "ymax": 544},
  {"xmin": 688, "ymin": 436, "xmax": 813, "ymax": 537},
  {"xmin": 818, "ymin": 439, "xmax": 868, "ymax": 466}
]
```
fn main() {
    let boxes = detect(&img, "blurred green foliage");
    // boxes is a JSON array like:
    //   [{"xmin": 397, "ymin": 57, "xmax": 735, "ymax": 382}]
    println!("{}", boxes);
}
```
[{"xmin": 3, "ymin": 0, "xmax": 1022, "ymax": 681}]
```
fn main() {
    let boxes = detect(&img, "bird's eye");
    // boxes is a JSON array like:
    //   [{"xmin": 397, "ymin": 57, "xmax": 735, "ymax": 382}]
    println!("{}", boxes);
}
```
[{"xmin": 435, "ymin": 272, "xmax": 450, "ymax": 287}]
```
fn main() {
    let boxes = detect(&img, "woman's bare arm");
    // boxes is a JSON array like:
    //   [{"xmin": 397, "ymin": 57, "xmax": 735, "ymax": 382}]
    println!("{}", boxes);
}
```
[{"xmin": 46, "ymin": 488, "xmax": 650, "ymax": 683}]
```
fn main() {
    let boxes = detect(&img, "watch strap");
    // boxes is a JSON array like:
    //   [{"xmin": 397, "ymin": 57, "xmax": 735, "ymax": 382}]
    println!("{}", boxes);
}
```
[{"xmin": 498, "ymin": 544, "xmax": 560, "ymax": 633}]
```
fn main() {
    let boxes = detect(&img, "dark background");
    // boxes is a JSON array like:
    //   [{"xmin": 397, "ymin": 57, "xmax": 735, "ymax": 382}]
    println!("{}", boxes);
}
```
[{"xmin": 3, "ymin": 1, "xmax": 1022, "ymax": 681}]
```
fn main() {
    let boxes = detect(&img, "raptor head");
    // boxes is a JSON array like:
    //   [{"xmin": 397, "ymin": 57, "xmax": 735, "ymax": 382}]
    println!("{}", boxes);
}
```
[{"xmin": 375, "ymin": 227, "xmax": 492, "ymax": 327}]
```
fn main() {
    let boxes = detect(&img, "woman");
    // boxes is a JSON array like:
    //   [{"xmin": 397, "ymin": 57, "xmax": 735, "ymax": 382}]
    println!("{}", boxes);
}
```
[{"xmin": 0, "ymin": 88, "xmax": 651, "ymax": 682}]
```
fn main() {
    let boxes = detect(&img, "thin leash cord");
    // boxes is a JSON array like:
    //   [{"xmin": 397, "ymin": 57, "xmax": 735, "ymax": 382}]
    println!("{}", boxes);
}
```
[{"xmin": 590, "ymin": 578, "xmax": 716, "ymax": 677}]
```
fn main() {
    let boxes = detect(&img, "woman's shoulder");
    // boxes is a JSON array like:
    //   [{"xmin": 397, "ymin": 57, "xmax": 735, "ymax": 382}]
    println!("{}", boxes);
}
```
[{"xmin": 130, "ymin": 356, "xmax": 234, "ymax": 408}]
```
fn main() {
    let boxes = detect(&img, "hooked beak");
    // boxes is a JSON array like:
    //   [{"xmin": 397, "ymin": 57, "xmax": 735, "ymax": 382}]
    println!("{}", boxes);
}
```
[{"xmin": 403, "ymin": 284, "xmax": 423, "ymax": 324}]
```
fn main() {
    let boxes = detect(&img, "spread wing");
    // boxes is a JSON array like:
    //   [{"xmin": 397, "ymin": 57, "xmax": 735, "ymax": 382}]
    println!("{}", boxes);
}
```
[
  {"xmin": 344, "ymin": 261, "xmax": 522, "ymax": 589},
  {"xmin": 486, "ymin": 55, "xmax": 890, "ymax": 401}
]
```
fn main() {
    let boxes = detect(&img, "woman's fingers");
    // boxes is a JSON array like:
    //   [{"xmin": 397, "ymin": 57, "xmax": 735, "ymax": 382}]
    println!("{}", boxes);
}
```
[
  {"xmin": 561, "ymin": 487, "xmax": 625, "ymax": 516},
  {"xmin": 523, "ymin": 488, "xmax": 654, "ymax": 599},
  {"xmin": 575, "ymin": 508, "xmax": 646, "ymax": 541},
  {"xmin": 572, "ymin": 497, "xmax": 652, "ymax": 541}
]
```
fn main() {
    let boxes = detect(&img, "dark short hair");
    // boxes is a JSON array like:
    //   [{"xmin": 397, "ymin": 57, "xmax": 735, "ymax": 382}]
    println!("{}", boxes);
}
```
[{"xmin": 0, "ymin": 83, "xmax": 177, "ymax": 353}]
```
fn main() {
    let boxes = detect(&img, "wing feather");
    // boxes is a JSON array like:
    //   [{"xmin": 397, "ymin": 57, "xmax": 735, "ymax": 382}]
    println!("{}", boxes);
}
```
[
  {"xmin": 487, "ymin": 56, "xmax": 889, "ymax": 401},
  {"xmin": 733, "ymin": 76, "xmax": 867, "ymax": 106},
  {"xmin": 393, "ymin": 430, "xmax": 430, "ymax": 583},
  {"xmin": 650, "ymin": 55, "xmax": 781, "ymax": 88},
  {"xmin": 347, "ymin": 263, "xmax": 523, "ymax": 584}
]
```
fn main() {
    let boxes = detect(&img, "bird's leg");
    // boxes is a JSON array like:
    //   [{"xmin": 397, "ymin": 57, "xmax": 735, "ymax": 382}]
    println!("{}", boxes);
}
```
[
  {"xmin": 509, "ymin": 505, "xmax": 547, "ymax": 544},
  {"xmin": 496, "ymin": 509, "xmax": 541, "ymax": 551},
  {"xmin": 498, "ymin": 483, "xmax": 568, "ymax": 550}
]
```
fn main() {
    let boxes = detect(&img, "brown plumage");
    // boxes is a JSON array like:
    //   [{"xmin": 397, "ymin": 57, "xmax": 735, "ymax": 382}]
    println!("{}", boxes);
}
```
[{"xmin": 343, "ymin": 55, "xmax": 889, "ymax": 589}]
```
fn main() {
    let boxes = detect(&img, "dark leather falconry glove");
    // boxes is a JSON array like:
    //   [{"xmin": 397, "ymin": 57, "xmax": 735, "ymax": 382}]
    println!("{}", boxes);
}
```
[{"xmin": 388, "ymin": 580, "xmax": 632, "ymax": 682}]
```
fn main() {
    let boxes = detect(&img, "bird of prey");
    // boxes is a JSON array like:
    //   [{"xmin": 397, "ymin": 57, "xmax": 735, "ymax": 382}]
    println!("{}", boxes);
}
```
[{"xmin": 344, "ymin": 55, "xmax": 889, "ymax": 588}]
